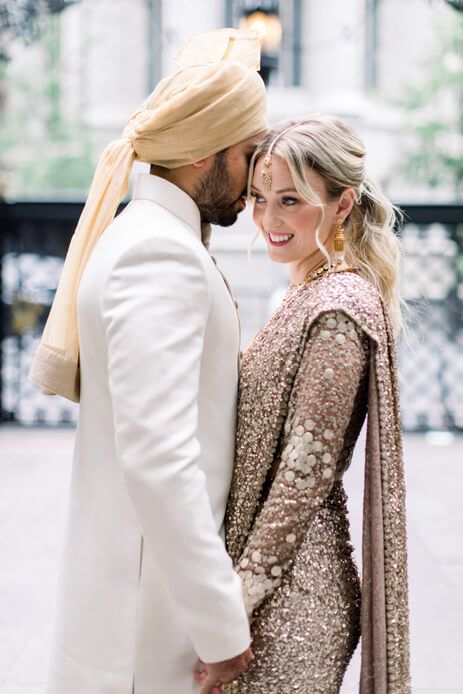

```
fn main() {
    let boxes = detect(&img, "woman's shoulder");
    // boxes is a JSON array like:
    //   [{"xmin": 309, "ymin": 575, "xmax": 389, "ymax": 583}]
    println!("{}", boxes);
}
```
[{"xmin": 303, "ymin": 271, "xmax": 387, "ymax": 341}]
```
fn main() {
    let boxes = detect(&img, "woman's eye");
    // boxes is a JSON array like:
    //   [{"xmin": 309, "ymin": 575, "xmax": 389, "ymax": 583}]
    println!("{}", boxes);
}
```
[
  {"xmin": 282, "ymin": 197, "xmax": 298, "ymax": 206},
  {"xmin": 250, "ymin": 192, "xmax": 265, "ymax": 203}
]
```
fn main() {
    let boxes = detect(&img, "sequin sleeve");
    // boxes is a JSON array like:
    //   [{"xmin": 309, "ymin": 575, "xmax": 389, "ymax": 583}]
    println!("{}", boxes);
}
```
[{"xmin": 236, "ymin": 309, "xmax": 369, "ymax": 616}]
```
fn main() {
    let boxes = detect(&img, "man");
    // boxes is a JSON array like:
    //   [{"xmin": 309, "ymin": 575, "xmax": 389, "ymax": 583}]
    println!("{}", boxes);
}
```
[{"xmin": 29, "ymin": 29, "xmax": 267, "ymax": 693}]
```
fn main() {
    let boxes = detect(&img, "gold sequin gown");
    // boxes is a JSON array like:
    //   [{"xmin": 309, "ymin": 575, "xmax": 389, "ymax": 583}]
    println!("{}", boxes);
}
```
[{"xmin": 226, "ymin": 272, "xmax": 410, "ymax": 694}]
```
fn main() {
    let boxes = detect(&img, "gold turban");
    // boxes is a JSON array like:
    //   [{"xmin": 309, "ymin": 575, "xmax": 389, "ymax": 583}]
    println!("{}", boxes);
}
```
[{"xmin": 28, "ymin": 28, "xmax": 267, "ymax": 402}]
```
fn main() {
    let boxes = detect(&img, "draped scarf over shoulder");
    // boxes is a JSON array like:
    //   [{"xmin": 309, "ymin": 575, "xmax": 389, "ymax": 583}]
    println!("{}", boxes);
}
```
[
  {"xmin": 28, "ymin": 28, "xmax": 267, "ymax": 402},
  {"xmin": 226, "ymin": 272, "xmax": 410, "ymax": 693}
]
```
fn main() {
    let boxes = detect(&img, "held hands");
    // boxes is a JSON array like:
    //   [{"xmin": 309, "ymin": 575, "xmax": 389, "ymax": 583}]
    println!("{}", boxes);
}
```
[{"xmin": 193, "ymin": 647, "xmax": 254, "ymax": 693}]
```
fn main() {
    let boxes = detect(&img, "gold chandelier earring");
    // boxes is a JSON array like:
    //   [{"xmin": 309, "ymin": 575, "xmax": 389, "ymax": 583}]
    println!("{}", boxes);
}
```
[{"xmin": 333, "ymin": 218, "xmax": 345, "ymax": 265}]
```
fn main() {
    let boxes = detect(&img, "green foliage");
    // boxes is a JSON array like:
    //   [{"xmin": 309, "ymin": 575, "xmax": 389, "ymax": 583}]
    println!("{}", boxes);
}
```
[
  {"xmin": 0, "ymin": 0, "xmax": 80, "ymax": 62},
  {"xmin": 18, "ymin": 140, "xmax": 94, "ymax": 194},
  {"xmin": 0, "ymin": 12, "xmax": 94, "ymax": 198},
  {"xmin": 400, "ymin": 13, "xmax": 463, "ymax": 198},
  {"xmin": 444, "ymin": 0, "xmax": 463, "ymax": 11}
]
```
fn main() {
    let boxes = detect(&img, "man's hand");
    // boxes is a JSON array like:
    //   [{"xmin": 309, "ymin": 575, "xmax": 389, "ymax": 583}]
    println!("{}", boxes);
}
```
[
  {"xmin": 194, "ymin": 648, "xmax": 254, "ymax": 693},
  {"xmin": 194, "ymin": 660, "xmax": 222, "ymax": 692}
]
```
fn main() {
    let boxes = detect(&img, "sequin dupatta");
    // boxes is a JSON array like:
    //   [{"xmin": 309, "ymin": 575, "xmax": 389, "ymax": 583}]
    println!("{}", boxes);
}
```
[{"xmin": 361, "ymin": 318, "xmax": 410, "ymax": 693}]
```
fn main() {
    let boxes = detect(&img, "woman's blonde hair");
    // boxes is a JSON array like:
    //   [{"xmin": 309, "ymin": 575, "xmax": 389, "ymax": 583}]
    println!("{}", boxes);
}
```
[{"xmin": 249, "ymin": 115, "xmax": 403, "ymax": 334}]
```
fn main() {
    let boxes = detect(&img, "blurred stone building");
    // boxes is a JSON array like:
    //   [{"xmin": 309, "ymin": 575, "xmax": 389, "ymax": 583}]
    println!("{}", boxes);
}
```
[
  {"xmin": 1, "ymin": 0, "xmax": 462, "ymax": 429},
  {"xmin": 55, "ymin": 0, "xmax": 455, "ymax": 196}
]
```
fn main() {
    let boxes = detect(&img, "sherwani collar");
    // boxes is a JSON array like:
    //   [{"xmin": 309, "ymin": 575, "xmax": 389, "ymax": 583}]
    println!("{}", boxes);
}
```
[{"xmin": 133, "ymin": 173, "xmax": 202, "ymax": 241}]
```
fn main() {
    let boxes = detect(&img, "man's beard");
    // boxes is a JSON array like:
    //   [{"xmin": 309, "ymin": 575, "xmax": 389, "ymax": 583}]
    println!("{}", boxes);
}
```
[{"xmin": 193, "ymin": 151, "xmax": 244, "ymax": 227}]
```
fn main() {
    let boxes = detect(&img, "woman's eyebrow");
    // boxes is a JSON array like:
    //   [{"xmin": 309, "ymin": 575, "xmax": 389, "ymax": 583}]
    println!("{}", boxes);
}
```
[{"xmin": 251, "ymin": 186, "xmax": 299, "ymax": 194}]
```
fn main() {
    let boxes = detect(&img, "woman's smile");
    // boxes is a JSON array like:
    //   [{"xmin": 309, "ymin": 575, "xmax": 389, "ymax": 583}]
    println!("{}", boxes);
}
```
[{"xmin": 267, "ymin": 232, "xmax": 295, "ymax": 246}]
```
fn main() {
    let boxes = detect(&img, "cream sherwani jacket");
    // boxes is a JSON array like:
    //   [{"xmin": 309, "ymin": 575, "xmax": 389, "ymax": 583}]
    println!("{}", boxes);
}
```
[{"xmin": 46, "ymin": 174, "xmax": 250, "ymax": 694}]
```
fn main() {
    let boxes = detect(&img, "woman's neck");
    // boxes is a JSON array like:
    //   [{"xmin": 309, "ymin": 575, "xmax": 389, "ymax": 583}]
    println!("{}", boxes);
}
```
[{"xmin": 289, "ymin": 251, "xmax": 330, "ymax": 285}]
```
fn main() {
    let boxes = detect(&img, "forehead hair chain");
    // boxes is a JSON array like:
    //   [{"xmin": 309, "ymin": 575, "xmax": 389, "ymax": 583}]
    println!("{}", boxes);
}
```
[{"xmin": 261, "ymin": 124, "xmax": 298, "ymax": 191}]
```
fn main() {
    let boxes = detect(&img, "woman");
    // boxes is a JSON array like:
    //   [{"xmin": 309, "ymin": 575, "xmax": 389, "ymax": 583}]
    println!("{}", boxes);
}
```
[{"xmin": 225, "ymin": 116, "xmax": 410, "ymax": 693}]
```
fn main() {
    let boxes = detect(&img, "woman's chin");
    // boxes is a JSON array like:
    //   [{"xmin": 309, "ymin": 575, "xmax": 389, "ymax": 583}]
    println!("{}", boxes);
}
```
[{"xmin": 267, "ymin": 246, "xmax": 292, "ymax": 264}]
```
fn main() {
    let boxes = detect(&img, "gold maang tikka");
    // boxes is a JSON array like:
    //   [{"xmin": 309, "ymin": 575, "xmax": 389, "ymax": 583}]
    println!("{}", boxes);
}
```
[
  {"xmin": 262, "ymin": 154, "xmax": 272, "ymax": 191},
  {"xmin": 261, "ymin": 124, "xmax": 298, "ymax": 191}
]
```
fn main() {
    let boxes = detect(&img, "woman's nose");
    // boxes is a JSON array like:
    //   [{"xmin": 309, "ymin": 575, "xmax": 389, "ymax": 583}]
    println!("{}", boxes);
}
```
[{"xmin": 262, "ymin": 204, "xmax": 282, "ymax": 229}]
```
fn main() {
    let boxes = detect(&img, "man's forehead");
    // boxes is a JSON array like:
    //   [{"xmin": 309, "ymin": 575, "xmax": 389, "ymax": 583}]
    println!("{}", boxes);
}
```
[
  {"xmin": 247, "ymin": 140, "xmax": 260, "ymax": 152},
  {"xmin": 249, "ymin": 131, "xmax": 266, "ymax": 148},
  {"xmin": 241, "ymin": 131, "xmax": 266, "ymax": 151}
]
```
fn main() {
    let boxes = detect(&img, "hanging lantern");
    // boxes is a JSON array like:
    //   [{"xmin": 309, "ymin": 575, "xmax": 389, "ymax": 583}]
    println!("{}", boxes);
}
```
[
  {"xmin": 239, "ymin": 10, "xmax": 282, "ymax": 54},
  {"xmin": 237, "ymin": 1, "xmax": 282, "ymax": 84}
]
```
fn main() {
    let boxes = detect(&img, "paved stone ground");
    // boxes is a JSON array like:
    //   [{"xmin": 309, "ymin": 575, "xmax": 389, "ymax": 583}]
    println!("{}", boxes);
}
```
[{"xmin": 0, "ymin": 426, "xmax": 462, "ymax": 693}]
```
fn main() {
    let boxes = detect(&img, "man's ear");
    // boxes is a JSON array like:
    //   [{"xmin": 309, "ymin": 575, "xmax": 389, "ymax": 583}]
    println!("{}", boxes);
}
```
[{"xmin": 191, "ymin": 154, "xmax": 215, "ymax": 169}]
